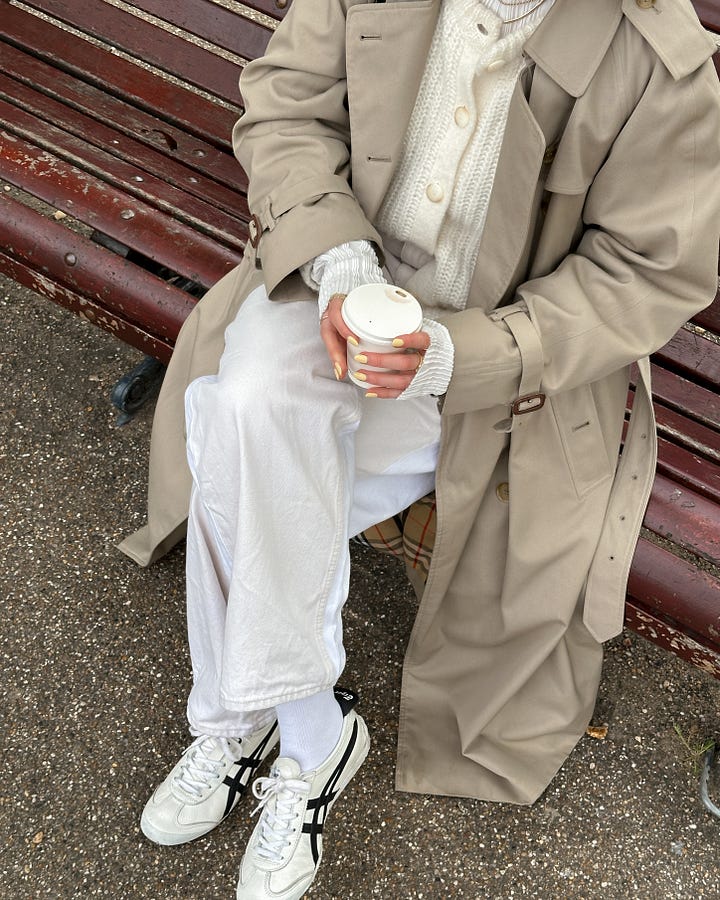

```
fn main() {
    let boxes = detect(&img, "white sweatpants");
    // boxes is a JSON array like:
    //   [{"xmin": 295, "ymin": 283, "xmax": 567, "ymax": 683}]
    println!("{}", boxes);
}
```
[{"xmin": 183, "ymin": 285, "xmax": 441, "ymax": 738}]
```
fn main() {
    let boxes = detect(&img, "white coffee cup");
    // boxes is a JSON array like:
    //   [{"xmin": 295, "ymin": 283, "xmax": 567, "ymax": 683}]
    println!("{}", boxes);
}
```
[{"xmin": 341, "ymin": 283, "xmax": 423, "ymax": 388}]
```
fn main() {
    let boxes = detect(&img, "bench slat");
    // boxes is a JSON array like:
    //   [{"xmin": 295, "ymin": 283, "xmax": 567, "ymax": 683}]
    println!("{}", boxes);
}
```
[
  {"xmin": 0, "ymin": 98, "xmax": 249, "ymax": 258},
  {"xmin": 628, "ymin": 537, "xmax": 720, "ymax": 650},
  {"xmin": 693, "ymin": 286, "xmax": 720, "ymax": 333},
  {"xmin": 651, "ymin": 396, "xmax": 720, "ymax": 462},
  {"xmin": 693, "ymin": 0, "xmax": 720, "ymax": 31},
  {"xmin": 0, "ymin": 250, "xmax": 174, "ymax": 363},
  {"xmin": 126, "ymin": 0, "xmax": 275, "ymax": 56},
  {"xmin": 656, "ymin": 434, "xmax": 720, "ymax": 504},
  {"xmin": 0, "ymin": 42, "xmax": 246, "ymax": 195},
  {"xmin": 20, "ymin": 0, "xmax": 264, "ymax": 101},
  {"xmin": 625, "ymin": 597, "xmax": 720, "ymax": 680},
  {"xmin": 227, "ymin": 0, "xmax": 290, "ymax": 21},
  {"xmin": 654, "ymin": 326, "xmax": 720, "ymax": 390},
  {"xmin": 0, "ymin": 194, "xmax": 196, "ymax": 341},
  {"xmin": 645, "ymin": 473, "xmax": 720, "ymax": 565},
  {"xmin": 1, "ymin": 5, "xmax": 239, "ymax": 146},
  {"xmin": 642, "ymin": 364, "xmax": 720, "ymax": 432},
  {"xmin": 0, "ymin": 133, "xmax": 242, "ymax": 288}
]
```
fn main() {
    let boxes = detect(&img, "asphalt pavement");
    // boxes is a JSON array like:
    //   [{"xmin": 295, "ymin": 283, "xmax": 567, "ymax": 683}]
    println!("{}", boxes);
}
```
[{"xmin": 1, "ymin": 273, "xmax": 719, "ymax": 899}]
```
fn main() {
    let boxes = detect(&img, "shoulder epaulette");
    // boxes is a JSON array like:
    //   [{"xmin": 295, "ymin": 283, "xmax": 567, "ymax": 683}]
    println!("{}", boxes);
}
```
[{"xmin": 622, "ymin": 0, "xmax": 717, "ymax": 79}]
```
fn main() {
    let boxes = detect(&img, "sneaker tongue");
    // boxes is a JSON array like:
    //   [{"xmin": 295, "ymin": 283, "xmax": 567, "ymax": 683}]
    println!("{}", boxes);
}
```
[{"xmin": 273, "ymin": 757, "xmax": 303, "ymax": 780}]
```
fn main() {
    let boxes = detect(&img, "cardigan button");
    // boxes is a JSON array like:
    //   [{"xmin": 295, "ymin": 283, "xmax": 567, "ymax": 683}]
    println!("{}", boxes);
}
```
[
  {"xmin": 454, "ymin": 105, "xmax": 470, "ymax": 128},
  {"xmin": 486, "ymin": 58, "xmax": 506, "ymax": 72},
  {"xmin": 425, "ymin": 182, "xmax": 444, "ymax": 203}
]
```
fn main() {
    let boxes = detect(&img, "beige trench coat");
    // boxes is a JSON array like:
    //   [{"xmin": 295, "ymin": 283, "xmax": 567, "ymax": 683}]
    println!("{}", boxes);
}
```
[{"xmin": 120, "ymin": 0, "xmax": 720, "ymax": 803}]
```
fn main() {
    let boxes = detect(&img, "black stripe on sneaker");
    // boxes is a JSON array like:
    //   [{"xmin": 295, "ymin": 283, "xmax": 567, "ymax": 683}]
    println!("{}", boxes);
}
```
[
  {"xmin": 304, "ymin": 719, "xmax": 360, "ymax": 864},
  {"xmin": 221, "ymin": 722, "xmax": 278, "ymax": 819}
]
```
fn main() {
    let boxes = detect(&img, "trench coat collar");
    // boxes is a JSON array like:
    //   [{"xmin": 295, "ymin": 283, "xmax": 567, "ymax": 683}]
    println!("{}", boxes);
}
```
[{"xmin": 525, "ymin": 0, "xmax": 623, "ymax": 98}]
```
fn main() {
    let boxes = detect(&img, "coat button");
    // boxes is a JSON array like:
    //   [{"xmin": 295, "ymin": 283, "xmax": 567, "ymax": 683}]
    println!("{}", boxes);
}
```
[
  {"xmin": 635, "ymin": 0, "xmax": 655, "ymax": 7},
  {"xmin": 543, "ymin": 142, "xmax": 558, "ymax": 165},
  {"xmin": 454, "ymin": 105, "xmax": 470, "ymax": 127},
  {"xmin": 486, "ymin": 59, "xmax": 505, "ymax": 72},
  {"xmin": 425, "ymin": 181, "xmax": 444, "ymax": 203},
  {"xmin": 496, "ymin": 482, "xmax": 510, "ymax": 502}
]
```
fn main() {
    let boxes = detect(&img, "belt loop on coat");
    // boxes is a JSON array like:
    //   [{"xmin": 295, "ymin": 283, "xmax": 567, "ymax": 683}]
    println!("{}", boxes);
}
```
[{"xmin": 491, "ymin": 306, "xmax": 545, "ymax": 432}]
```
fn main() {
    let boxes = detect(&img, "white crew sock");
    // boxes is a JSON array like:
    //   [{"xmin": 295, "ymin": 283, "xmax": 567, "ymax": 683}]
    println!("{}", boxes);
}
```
[{"xmin": 275, "ymin": 688, "xmax": 344, "ymax": 772}]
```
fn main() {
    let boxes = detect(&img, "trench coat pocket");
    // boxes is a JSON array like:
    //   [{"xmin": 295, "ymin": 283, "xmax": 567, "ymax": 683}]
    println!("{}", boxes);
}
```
[{"xmin": 549, "ymin": 385, "xmax": 613, "ymax": 498}]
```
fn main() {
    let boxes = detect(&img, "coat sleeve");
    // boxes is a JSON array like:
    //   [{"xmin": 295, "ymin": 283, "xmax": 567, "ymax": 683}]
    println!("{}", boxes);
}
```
[
  {"xmin": 232, "ymin": 0, "xmax": 382, "ymax": 296},
  {"xmin": 441, "ymin": 51, "xmax": 720, "ymax": 417}
]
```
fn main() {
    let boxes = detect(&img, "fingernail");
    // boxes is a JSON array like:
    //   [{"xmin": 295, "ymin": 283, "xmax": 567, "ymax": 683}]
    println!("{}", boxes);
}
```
[
  {"xmin": 334, "ymin": 362, "xmax": 342, "ymax": 380},
  {"xmin": 365, "ymin": 392, "xmax": 378, "ymax": 399},
  {"xmin": 354, "ymin": 354, "xmax": 368, "ymax": 364},
  {"xmin": 354, "ymin": 372, "xmax": 367, "ymax": 382},
  {"xmin": 392, "ymin": 338, "xmax": 404, "ymax": 348},
  {"xmin": 347, "ymin": 336, "xmax": 359, "ymax": 347}
]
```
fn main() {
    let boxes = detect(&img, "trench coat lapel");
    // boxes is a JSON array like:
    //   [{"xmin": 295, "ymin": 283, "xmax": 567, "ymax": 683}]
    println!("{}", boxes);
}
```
[{"xmin": 346, "ymin": 0, "xmax": 441, "ymax": 220}]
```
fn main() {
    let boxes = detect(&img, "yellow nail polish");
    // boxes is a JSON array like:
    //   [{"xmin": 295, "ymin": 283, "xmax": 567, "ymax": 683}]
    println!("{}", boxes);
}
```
[
  {"xmin": 334, "ymin": 362, "xmax": 342, "ymax": 380},
  {"xmin": 365, "ymin": 392, "xmax": 378, "ymax": 398},
  {"xmin": 354, "ymin": 354, "xmax": 368, "ymax": 364},
  {"xmin": 347, "ymin": 336, "xmax": 359, "ymax": 347},
  {"xmin": 354, "ymin": 372, "xmax": 367, "ymax": 382},
  {"xmin": 392, "ymin": 338, "xmax": 404, "ymax": 348}
]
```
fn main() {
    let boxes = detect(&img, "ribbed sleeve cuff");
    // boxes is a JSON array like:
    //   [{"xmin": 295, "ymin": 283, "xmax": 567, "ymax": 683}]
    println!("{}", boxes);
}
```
[
  {"xmin": 305, "ymin": 241, "xmax": 386, "ymax": 317},
  {"xmin": 398, "ymin": 318, "xmax": 455, "ymax": 400}
]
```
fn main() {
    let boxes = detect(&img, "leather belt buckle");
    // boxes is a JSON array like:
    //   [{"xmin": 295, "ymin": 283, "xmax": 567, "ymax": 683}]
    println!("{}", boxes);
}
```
[
  {"xmin": 511, "ymin": 393, "xmax": 546, "ymax": 416},
  {"xmin": 248, "ymin": 213, "xmax": 262, "ymax": 249}
]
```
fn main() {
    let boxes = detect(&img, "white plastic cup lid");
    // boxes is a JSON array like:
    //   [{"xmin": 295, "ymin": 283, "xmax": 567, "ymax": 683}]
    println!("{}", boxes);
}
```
[{"xmin": 342, "ymin": 284, "xmax": 423, "ymax": 344}]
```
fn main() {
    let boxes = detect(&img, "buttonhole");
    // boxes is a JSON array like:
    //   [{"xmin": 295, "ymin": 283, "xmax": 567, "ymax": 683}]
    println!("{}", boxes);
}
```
[
  {"xmin": 477, "ymin": 23, "xmax": 488, "ymax": 34},
  {"xmin": 571, "ymin": 420, "xmax": 591, "ymax": 432},
  {"xmin": 360, "ymin": 33, "xmax": 382, "ymax": 40},
  {"xmin": 367, "ymin": 155, "xmax": 392, "ymax": 163}
]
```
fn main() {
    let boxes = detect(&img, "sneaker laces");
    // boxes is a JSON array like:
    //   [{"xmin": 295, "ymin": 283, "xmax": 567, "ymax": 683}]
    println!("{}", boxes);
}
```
[
  {"xmin": 251, "ymin": 769, "xmax": 311, "ymax": 863},
  {"xmin": 173, "ymin": 735, "xmax": 242, "ymax": 798}
]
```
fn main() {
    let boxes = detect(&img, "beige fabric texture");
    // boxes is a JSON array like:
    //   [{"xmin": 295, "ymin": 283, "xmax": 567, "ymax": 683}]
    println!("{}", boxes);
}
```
[{"xmin": 119, "ymin": 0, "xmax": 720, "ymax": 804}]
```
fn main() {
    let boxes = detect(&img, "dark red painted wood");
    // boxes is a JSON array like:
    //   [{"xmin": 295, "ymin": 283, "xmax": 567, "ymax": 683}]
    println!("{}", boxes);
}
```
[
  {"xmin": 0, "ymin": 194, "xmax": 196, "ymax": 340},
  {"xmin": 628, "ymin": 538, "xmax": 720, "ymax": 647},
  {"xmin": 0, "ymin": 133, "xmax": 243, "ymax": 290},
  {"xmin": 20, "ymin": 0, "xmax": 266, "ymax": 100},
  {"xmin": 644, "ymin": 474, "xmax": 720, "ymax": 565},
  {"xmin": 656, "ymin": 435, "xmax": 720, "ymax": 505},
  {"xmin": 639, "ymin": 363, "xmax": 720, "ymax": 432},
  {"xmin": 0, "ymin": 4, "xmax": 239, "ymax": 146},
  {"xmin": 693, "ymin": 287, "xmax": 720, "ymax": 333},
  {"xmin": 654, "ymin": 326, "xmax": 720, "ymax": 389},
  {"xmin": 235, "ymin": 0, "xmax": 292, "ymax": 21},
  {"xmin": 127, "ymin": 0, "xmax": 275, "ymax": 56},
  {"xmin": 0, "ymin": 251, "xmax": 174, "ymax": 363},
  {"xmin": 653, "ymin": 400, "xmax": 720, "ymax": 463},
  {"xmin": 693, "ymin": 0, "xmax": 720, "ymax": 32},
  {"xmin": 624, "ymin": 598, "xmax": 720, "ymax": 679},
  {"xmin": 0, "ymin": 42, "xmax": 248, "ymax": 194},
  {"xmin": 0, "ymin": 98, "xmax": 249, "ymax": 256}
]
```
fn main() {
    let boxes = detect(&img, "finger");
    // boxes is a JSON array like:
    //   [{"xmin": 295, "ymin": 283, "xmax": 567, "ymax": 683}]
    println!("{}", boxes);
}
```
[
  {"xmin": 320, "ymin": 313, "xmax": 350, "ymax": 380},
  {"xmin": 353, "ymin": 349, "xmax": 423, "ymax": 371},
  {"xmin": 391, "ymin": 330, "xmax": 431, "ymax": 352},
  {"xmin": 364, "ymin": 387, "xmax": 404, "ymax": 399},
  {"xmin": 326, "ymin": 294, "xmax": 359, "ymax": 346},
  {"xmin": 353, "ymin": 370, "xmax": 416, "ymax": 391}
]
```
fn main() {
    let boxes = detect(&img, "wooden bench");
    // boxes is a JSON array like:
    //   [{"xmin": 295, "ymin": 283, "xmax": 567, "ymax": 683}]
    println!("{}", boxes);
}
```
[{"xmin": 1, "ymin": 0, "xmax": 720, "ymax": 680}]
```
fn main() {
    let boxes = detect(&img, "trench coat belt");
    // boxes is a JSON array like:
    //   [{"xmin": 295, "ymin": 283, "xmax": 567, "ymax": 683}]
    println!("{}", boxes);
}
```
[
  {"xmin": 583, "ymin": 356, "xmax": 657, "ymax": 643},
  {"xmin": 490, "ymin": 306, "xmax": 546, "ymax": 432}
]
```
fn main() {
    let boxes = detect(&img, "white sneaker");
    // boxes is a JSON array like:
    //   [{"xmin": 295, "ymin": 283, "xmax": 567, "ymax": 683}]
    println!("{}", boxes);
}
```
[
  {"xmin": 236, "ymin": 690, "xmax": 369, "ymax": 900},
  {"xmin": 141, "ymin": 720, "xmax": 279, "ymax": 845}
]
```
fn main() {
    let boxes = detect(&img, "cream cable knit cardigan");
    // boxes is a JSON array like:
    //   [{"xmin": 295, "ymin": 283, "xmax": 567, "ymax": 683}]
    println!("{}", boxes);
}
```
[{"xmin": 302, "ymin": 0, "xmax": 555, "ymax": 398}]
